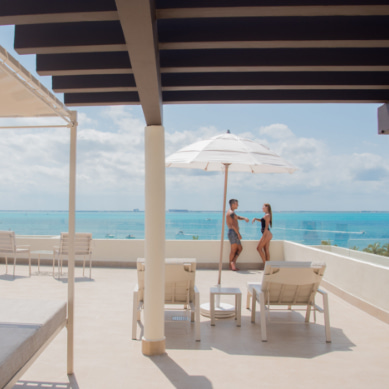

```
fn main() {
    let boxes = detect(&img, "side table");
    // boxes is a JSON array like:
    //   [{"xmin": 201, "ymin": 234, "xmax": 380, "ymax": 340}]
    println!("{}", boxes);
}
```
[
  {"xmin": 31, "ymin": 250, "xmax": 54, "ymax": 275},
  {"xmin": 210, "ymin": 286, "xmax": 242, "ymax": 326}
]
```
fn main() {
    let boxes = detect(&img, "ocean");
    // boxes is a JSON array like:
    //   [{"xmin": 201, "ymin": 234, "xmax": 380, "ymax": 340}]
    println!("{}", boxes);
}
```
[{"xmin": 1, "ymin": 210, "xmax": 388, "ymax": 250}]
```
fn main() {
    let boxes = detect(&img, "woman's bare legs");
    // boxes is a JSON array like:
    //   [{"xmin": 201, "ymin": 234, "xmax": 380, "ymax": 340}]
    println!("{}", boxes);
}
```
[
  {"xmin": 257, "ymin": 232, "xmax": 273, "ymax": 264},
  {"xmin": 264, "ymin": 240, "xmax": 271, "ymax": 262},
  {"xmin": 256, "ymin": 241, "xmax": 266, "ymax": 264}
]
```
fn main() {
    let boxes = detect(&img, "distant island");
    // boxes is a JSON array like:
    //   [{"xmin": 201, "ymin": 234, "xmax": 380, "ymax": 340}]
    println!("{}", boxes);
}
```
[{"xmin": 168, "ymin": 209, "xmax": 189, "ymax": 212}]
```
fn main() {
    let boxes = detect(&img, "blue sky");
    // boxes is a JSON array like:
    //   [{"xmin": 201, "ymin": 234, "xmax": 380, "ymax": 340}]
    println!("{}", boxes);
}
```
[{"xmin": 1, "ymin": 25, "xmax": 388, "ymax": 212}]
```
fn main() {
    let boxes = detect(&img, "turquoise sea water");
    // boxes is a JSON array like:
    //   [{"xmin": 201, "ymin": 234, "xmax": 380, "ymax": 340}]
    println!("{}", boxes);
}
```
[{"xmin": 0, "ymin": 211, "xmax": 388, "ymax": 250}]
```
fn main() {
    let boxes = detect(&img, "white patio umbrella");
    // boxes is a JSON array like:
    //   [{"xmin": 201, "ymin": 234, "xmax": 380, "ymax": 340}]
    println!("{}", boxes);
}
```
[{"xmin": 166, "ymin": 131, "xmax": 296, "ymax": 316}]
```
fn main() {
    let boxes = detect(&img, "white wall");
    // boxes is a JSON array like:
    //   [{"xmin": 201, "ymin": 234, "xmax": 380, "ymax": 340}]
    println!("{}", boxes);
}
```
[
  {"xmin": 283, "ymin": 241, "xmax": 389, "ymax": 314},
  {"xmin": 314, "ymin": 245, "xmax": 389, "ymax": 267},
  {"xmin": 13, "ymin": 236, "xmax": 284, "ymax": 267},
  {"xmin": 9, "ymin": 236, "xmax": 389, "ymax": 318}
]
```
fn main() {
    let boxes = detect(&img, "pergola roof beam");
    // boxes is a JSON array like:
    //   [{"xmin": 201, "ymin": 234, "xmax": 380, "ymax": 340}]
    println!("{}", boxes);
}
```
[
  {"xmin": 4, "ymin": 0, "xmax": 388, "ymax": 106},
  {"xmin": 0, "ymin": 0, "xmax": 117, "ymax": 25},
  {"xmin": 65, "ymin": 91, "xmax": 139, "ymax": 106},
  {"xmin": 14, "ymin": 22, "xmax": 126, "ymax": 55},
  {"xmin": 159, "ymin": 48, "xmax": 389, "ymax": 70},
  {"xmin": 157, "ymin": 16, "xmax": 389, "ymax": 45},
  {"xmin": 52, "ymin": 74, "xmax": 136, "ymax": 93},
  {"xmin": 157, "ymin": 5, "xmax": 389, "ymax": 19},
  {"xmin": 162, "ymin": 89, "xmax": 389, "ymax": 104},
  {"xmin": 36, "ymin": 52, "xmax": 131, "ymax": 76},
  {"xmin": 115, "ymin": 0, "xmax": 163, "ymax": 125}
]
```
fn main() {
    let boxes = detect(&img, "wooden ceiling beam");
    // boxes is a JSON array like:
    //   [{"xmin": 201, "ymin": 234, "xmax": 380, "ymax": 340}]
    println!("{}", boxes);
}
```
[
  {"xmin": 0, "ymin": 0, "xmax": 118, "ymax": 25},
  {"xmin": 64, "ymin": 91, "xmax": 139, "ymax": 106},
  {"xmin": 14, "ymin": 21, "xmax": 126, "ymax": 54},
  {"xmin": 162, "ymin": 89, "xmax": 389, "ymax": 104},
  {"xmin": 159, "ymin": 48, "xmax": 389, "ymax": 69},
  {"xmin": 36, "ymin": 52, "xmax": 131, "ymax": 76},
  {"xmin": 52, "ymin": 74, "xmax": 136, "ymax": 93},
  {"xmin": 157, "ymin": 5, "xmax": 389, "ymax": 19},
  {"xmin": 160, "ymin": 40, "xmax": 389, "ymax": 50}
]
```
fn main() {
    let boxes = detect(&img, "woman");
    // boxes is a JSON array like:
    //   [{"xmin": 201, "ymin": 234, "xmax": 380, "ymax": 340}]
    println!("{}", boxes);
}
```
[{"xmin": 252, "ymin": 203, "xmax": 273, "ymax": 264}]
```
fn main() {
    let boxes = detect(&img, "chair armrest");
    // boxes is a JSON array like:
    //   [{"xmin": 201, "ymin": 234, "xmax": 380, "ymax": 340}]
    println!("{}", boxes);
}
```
[
  {"xmin": 315, "ymin": 288, "xmax": 328, "ymax": 313},
  {"xmin": 16, "ymin": 245, "xmax": 30, "ymax": 249},
  {"xmin": 317, "ymin": 288, "xmax": 327, "ymax": 296},
  {"xmin": 247, "ymin": 282, "xmax": 262, "ymax": 296}
]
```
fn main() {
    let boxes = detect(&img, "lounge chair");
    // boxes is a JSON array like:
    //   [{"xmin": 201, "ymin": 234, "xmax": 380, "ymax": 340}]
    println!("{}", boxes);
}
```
[
  {"xmin": 247, "ymin": 261, "xmax": 331, "ymax": 342},
  {"xmin": 132, "ymin": 258, "xmax": 200, "ymax": 341},
  {"xmin": 0, "ymin": 231, "xmax": 31, "ymax": 276},
  {"xmin": 53, "ymin": 232, "xmax": 93, "ymax": 278}
]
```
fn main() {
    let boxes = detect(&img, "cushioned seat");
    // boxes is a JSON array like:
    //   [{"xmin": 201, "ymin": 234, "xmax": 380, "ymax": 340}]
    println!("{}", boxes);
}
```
[
  {"xmin": 133, "ymin": 258, "xmax": 200, "ymax": 341},
  {"xmin": 0, "ymin": 299, "xmax": 67, "ymax": 389}
]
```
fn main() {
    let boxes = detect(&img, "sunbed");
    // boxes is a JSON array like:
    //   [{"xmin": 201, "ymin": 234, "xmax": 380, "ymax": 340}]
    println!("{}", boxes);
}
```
[{"xmin": 247, "ymin": 261, "xmax": 331, "ymax": 342}]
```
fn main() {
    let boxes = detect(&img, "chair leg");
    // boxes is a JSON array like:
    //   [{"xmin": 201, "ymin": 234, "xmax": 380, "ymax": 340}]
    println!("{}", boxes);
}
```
[
  {"xmin": 5, "ymin": 256, "xmax": 8, "ymax": 274},
  {"xmin": 246, "ymin": 290, "xmax": 252, "ymax": 309},
  {"xmin": 59, "ymin": 254, "xmax": 62, "ymax": 278},
  {"xmin": 13, "ymin": 255, "xmax": 16, "ymax": 277},
  {"xmin": 305, "ymin": 303, "xmax": 312, "ymax": 323},
  {"xmin": 322, "ymin": 292, "xmax": 331, "ymax": 343},
  {"xmin": 132, "ymin": 291, "xmax": 139, "ymax": 340},
  {"xmin": 28, "ymin": 252, "xmax": 31, "ymax": 277},
  {"xmin": 89, "ymin": 255, "xmax": 92, "ymax": 279},
  {"xmin": 195, "ymin": 289, "xmax": 201, "ymax": 341},
  {"xmin": 83, "ymin": 255, "xmax": 86, "ymax": 277},
  {"xmin": 259, "ymin": 292, "xmax": 267, "ymax": 342},
  {"xmin": 251, "ymin": 288, "xmax": 257, "ymax": 323}
]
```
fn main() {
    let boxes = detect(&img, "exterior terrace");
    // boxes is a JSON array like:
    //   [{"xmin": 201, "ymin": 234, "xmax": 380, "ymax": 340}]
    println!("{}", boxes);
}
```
[
  {"xmin": 1, "ymin": 1, "xmax": 388, "ymax": 383},
  {"xmin": 1, "ymin": 239, "xmax": 388, "ymax": 388}
]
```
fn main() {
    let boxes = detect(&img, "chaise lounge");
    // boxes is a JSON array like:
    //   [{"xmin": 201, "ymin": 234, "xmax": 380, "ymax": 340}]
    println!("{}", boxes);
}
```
[
  {"xmin": 132, "ymin": 258, "xmax": 200, "ymax": 341},
  {"xmin": 247, "ymin": 261, "xmax": 331, "ymax": 343}
]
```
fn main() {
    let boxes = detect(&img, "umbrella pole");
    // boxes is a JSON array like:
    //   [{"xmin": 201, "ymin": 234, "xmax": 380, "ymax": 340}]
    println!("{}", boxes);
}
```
[
  {"xmin": 218, "ymin": 164, "xmax": 229, "ymax": 286},
  {"xmin": 200, "ymin": 163, "xmax": 235, "ymax": 318}
]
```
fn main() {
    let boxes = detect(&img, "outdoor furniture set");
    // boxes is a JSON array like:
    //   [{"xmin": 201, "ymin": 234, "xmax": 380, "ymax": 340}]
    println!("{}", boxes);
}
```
[
  {"xmin": 132, "ymin": 259, "xmax": 331, "ymax": 343},
  {"xmin": 0, "ymin": 231, "xmax": 93, "ymax": 278}
]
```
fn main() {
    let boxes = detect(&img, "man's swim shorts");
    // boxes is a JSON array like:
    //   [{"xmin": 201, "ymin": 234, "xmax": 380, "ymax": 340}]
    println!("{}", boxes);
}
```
[{"xmin": 228, "ymin": 229, "xmax": 241, "ymax": 245}]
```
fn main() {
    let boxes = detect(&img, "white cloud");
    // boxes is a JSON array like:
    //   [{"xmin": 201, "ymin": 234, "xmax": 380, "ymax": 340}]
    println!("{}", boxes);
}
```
[
  {"xmin": 1, "ymin": 109, "xmax": 388, "ymax": 211},
  {"xmin": 259, "ymin": 123, "xmax": 294, "ymax": 140}
]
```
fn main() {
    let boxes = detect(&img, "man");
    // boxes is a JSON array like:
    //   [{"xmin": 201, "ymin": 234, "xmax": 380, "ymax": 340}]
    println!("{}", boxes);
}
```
[{"xmin": 226, "ymin": 199, "xmax": 249, "ymax": 271}]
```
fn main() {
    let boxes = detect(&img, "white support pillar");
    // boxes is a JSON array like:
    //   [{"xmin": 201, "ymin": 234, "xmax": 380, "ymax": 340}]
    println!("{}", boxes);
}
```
[
  {"xmin": 143, "ymin": 125, "xmax": 166, "ymax": 356},
  {"xmin": 67, "ymin": 111, "xmax": 77, "ymax": 374}
]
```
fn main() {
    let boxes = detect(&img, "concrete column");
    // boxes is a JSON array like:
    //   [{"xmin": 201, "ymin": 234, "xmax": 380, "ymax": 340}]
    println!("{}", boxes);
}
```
[
  {"xmin": 67, "ymin": 111, "xmax": 77, "ymax": 374},
  {"xmin": 143, "ymin": 125, "xmax": 166, "ymax": 355}
]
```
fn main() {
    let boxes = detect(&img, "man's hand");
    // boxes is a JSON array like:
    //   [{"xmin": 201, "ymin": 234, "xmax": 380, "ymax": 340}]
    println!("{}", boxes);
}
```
[{"xmin": 244, "ymin": 217, "xmax": 249, "ymax": 223}]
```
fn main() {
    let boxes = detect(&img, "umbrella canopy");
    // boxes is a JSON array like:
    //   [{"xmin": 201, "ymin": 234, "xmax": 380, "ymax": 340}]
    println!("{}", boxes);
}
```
[
  {"xmin": 166, "ymin": 131, "xmax": 297, "ymax": 286},
  {"xmin": 166, "ymin": 132, "xmax": 296, "ymax": 174}
]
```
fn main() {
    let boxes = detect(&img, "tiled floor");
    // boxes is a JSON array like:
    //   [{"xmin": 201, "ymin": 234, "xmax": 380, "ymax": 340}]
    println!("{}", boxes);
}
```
[{"xmin": 1, "ymin": 265, "xmax": 388, "ymax": 389}]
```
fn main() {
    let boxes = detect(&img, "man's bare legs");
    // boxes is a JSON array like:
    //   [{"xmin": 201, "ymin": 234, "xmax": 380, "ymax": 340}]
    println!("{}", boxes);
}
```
[{"xmin": 229, "ymin": 243, "xmax": 242, "ymax": 271}]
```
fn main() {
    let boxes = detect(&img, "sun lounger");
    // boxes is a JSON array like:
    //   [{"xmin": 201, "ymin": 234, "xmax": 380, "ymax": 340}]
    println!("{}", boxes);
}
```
[
  {"xmin": 132, "ymin": 258, "xmax": 200, "ymax": 341},
  {"xmin": 0, "ymin": 299, "xmax": 67, "ymax": 389},
  {"xmin": 247, "ymin": 261, "xmax": 331, "ymax": 342}
]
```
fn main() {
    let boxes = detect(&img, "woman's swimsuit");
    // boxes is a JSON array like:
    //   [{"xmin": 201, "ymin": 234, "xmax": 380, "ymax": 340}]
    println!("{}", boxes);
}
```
[{"xmin": 261, "ymin": 218, "xmax": 271, "ymax": 234}]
